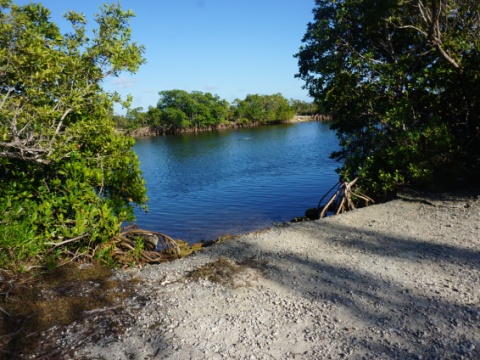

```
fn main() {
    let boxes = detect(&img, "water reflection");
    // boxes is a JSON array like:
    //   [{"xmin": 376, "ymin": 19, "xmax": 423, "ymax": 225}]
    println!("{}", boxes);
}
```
[{"xmin": 132, "ymin": 121, "xmax": 339, "ymax": 243}]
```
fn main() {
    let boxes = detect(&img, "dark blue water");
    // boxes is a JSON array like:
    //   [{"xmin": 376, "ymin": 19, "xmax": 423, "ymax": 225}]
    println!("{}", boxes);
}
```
[{"xmin": 132, "ymin": 121, "xmax": 339, "ymax": 243}]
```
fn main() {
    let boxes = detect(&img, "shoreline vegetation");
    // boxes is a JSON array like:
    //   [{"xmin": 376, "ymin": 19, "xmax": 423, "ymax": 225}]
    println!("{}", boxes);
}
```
[
  {"xmin": 123, "ymin": 114, "xmax": 332, "ymax": 137},
  {"xmin": 113, "ymin": 90, "xmax": 328, "ymax": 137}
]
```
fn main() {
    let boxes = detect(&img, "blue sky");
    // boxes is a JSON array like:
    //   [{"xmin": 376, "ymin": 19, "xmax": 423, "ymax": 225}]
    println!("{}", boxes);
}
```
[{"xmin": 16, "ymin": 0, "xmax": 316, "ymax": 114}]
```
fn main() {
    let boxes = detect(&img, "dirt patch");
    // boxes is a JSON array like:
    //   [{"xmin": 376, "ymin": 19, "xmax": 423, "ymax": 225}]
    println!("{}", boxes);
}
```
[
  {"xmin": 184, "ymin": 257, "xmax": 267, "ymax": 288},
  {"xmin": 0, "ymin": 262, "xmax": 137, "ymax": 358}
]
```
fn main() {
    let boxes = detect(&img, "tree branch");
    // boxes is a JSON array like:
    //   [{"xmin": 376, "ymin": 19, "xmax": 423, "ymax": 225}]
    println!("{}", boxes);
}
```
[
  {"xmin": 44, "ymin": 233, "xmax": 89, "ymax": 248},
  {"xmin": 55, "ymin": 108, "xmax": 72, "ymax": 134},
  {"xmin": 398, "ymin": 24, "xmax": 428, "ymax": 36}
]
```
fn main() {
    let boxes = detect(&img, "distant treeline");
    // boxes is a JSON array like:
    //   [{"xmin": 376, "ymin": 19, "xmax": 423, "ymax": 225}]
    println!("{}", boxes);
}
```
[{"xmin": 113, "ymin": 90, "xmax": 322, "ymax": 133}]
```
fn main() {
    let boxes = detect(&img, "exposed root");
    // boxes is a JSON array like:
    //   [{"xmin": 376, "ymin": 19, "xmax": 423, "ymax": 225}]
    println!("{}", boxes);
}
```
[
  {"xmin": 111, "ymin": 224, "xmax": 181, "ymax": 264},
  {"xmin": 318, "ymin": 178, "xmax": 374, "ymax": 218}
]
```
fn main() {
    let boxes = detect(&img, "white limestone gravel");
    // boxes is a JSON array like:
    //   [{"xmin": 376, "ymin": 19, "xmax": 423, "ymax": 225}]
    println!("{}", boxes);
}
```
[{"xmin": 50, "ymin": 193, "xmax": 480, "ymax": 359}]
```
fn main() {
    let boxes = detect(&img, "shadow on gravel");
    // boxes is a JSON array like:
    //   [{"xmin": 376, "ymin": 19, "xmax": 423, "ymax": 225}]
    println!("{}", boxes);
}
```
[
  {"xmin": 322, "ymin": 226, "xmax": 480, "ymax": 269},
  {"xmin": 218, "ymin": 218, "xmax": 480, "ymax": 359}
]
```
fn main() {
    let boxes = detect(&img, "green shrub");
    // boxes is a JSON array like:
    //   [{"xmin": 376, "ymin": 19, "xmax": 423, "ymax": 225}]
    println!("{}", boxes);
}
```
[{"xmin": 0, "ymin": 1, "xmax": 147, "ymax": 270}]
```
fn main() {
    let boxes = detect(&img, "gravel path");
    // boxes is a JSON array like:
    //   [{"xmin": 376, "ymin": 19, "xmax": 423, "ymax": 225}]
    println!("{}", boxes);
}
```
[{"xmin": 55, "ymin": 194, "xmax": 479, "ymax": 359}]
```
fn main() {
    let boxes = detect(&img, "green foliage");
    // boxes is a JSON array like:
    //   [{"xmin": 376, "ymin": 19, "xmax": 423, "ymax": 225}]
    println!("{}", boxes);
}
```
[
  {"xmin": 156, "ymin": 89, "xmax": 230, "ymax": 130},
  {"xmin": 0, "ymin": 203, "xmax": 37, "ymax": 271},
  {"xmin": 296, "ymin": 0, "xmax": 480, "ymax": 196},
  {"xmin": 289, "ymin": 99, "xmax": 321, "ymax": 115},
  {"xmin": 112, "ymin": 114, "xmax": 129, "ymax": 129},
  {"xmin": 116, "ymin": 106, "xmax": 162, "ymax": 130},
  {"xmin": 123, "ymin": 91, "xmax": 296, "ymax": 131},
  {"xmin": 132, "ymin": 236, "xmax": 144, "ymax": 259},
  {"xmin": 145, "ymin": 106, "xmax": 163, "ymax": 127},
  {"xmin": 232, "ymin": 93, "xmax": 296, "ymax": 123},
  {"xmin": 162, "ymin": 106, "xmax": 190, "ymax": 128},
  {"xmin": 125, "ymin": 107, "xmax": 148, "ymax": 129},
  {"xmin": 0, "ymin": 1, "xmax": 147, "ymax": 269}
]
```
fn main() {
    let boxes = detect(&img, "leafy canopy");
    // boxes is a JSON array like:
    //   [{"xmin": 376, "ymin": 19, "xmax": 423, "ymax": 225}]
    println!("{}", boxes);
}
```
[
  {"xmin": 296, "ymin": 0, "xmax": 480, "ymax": 196},
  {"xmin": 119, "ymin": 91, "xmax": 297, "ymax": 131},
  {"xmin": 233, "ymin": 93, "xmax": 296, "ymax": 124},
  {"xmin": 0, "ymin": 0, "xmax": 147, "ymax": 269},
  {"xmin": 157, "ymin": 89, "xmax": 230, "ymax": 129}
]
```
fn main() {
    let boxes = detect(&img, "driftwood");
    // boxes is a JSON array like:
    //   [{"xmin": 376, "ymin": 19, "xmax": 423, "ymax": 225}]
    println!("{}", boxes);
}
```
[
  {"xmin": 112, "ymin": 224, "xmax": 181, "ymax": 264},
  {"xmin": 318, "ymin": 178, "xmax": 374, "ymax": 218}
]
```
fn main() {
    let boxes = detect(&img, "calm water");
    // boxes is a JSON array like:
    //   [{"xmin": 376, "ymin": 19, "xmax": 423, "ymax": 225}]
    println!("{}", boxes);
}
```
[{"xmin": 132, "ymin": 121, "xmax": 339, "ymax": 243}]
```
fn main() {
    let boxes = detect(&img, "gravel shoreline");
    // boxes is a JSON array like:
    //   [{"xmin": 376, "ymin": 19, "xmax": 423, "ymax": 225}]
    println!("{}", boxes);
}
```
[{"xmin": 47, "ymin": 194, "xmax": 480, "ymax": 359}]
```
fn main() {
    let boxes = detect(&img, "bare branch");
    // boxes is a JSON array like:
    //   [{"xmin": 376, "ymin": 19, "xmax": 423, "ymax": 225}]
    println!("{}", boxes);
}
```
[
  {"xmin": 432, "ymin": 40, "xmax": 461, "ymax": 69},
  {"xmin": 16, "ymin": 119, "xmax": 33, "ymax": 137},
  {"xmin": 339, "ymin": 37, "xmax": 386, "ymax": 65},
  {"xmin": 0, "ymin": 149, "xmax": 51, "ymax": 164},
  {"xmin": 0, "ymin": 306, "xmax": 12, "ymax": 317},
  {"xmin": 44, "ymin": 233, "xmax": 89, "ymax": 248},
  {"xmin": 0, "ymin": 87, "xmax": 14, "ymax": 109},
  {"xmin": 398, "ymin": 24, "xmax": 428, "ymax": 36},
  {"xmin": 55, "ymin": 108, "xmax": 72, "ymax": 134}
]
